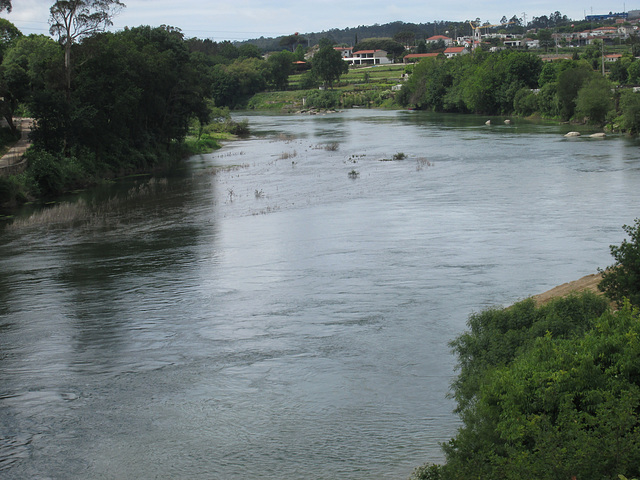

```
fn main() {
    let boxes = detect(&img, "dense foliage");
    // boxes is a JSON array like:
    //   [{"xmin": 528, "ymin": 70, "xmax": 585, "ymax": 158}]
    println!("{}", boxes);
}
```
[
  {"xmin": 311, "ymin": 43, "xmax": 348, "ymax": 88},
  {"xmin": 0, "ymin": 18, "xmax": 308, "ymax": 204},
  {"xmin": 412, "ymin": 292, "xmax": 640, "ymax": 480},
  {"xmin": 409, "ymin": 220, "xmax": 640, "ymax": 480},
  {"xmin": 599, "ymin": 219, "xmax": 640, "ymax": 308}
]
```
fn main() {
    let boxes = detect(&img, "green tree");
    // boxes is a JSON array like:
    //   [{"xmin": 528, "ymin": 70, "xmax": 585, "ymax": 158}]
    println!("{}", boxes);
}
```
[
  {"xmin": 293, "ymin": 44, "xmax": 306, "ymax": 61},
  {"xmin": 599, "ymin": 218, "xmax": 640, "ymax": 307},
  {"xmin": 0, "ymin": 0, "xmax": 11, "ymax": 13},
  {"xmin": 628, "ymin": 60, "xmax": 640, "ymax": 84},
  {"xmin": 581, "ymin": 41, "xmax": 604, "ymax": 70},
  {"xmin": 556, "ymin": 65, "xmax": 594, "ymax": 119},
  {"xmin": 536, "ymin": 82, "xmax": 560, "ymax": 117},
  {"xmin": 0, "ymin": 17, "xmax": 22, "ymax": 57},
  {"xmin": 537, "ymin": 29, "xmax": 554, "ymax": 52},
  {"xmin": 393, "ymin": 30, "xmax": 416, "ymax": 47},
  {"xmin": 311, "ymin": 44, "xmax": 348, "ymax": 89},
  {"xmin": 513, "ymin": 87, "xmax": 538, "ymax": 116},
  {"xmin": 618, "ymin": 90, "xmax": 640, "ymax": 133},
  {"xmin": 279, "ymin": 33, "xmax": 305, "ymax": 52},
  {"xmin": 49, "ymin": 0, "xmax": 125, "ymax": 92},
  {"xmin": 237, "ymin": 43, "xmax": 262, "ymax": 59},
  {"xmin": 538, "ymin": 60, "xmax": 558, "ymax": 87},
  {"xmin": 574, "ymin": 75, "xmax": 613, "ymax": 124},
  {"xmin": 443, "ymin": 292, "xmax": 640, "ymax": 480},
  {"xmin": 1, "ymin": 34, "xmax": 61, "ymax": 135},
  {"xmin": 266, "ymin": 50, "xmax": 294, "ymax": 90},
  {"xmin": 609, "ymin": 56, "xmax": 633, "ymax": 84}
]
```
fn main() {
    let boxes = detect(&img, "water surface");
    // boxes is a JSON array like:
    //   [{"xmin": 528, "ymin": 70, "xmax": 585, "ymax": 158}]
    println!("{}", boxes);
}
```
[{"xmin": 1, "ymin": 110, "xmax": 639, "ymax": 479}]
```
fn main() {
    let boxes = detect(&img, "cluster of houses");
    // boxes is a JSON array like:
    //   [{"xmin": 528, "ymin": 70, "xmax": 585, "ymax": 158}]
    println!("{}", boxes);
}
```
[
  {"xmin": 332, "ymin": 18, "xmax": 640, "ymax": 66},
  {"xmin": 334, "ymin": 37, "xmax": 470, "ymax": 66}
]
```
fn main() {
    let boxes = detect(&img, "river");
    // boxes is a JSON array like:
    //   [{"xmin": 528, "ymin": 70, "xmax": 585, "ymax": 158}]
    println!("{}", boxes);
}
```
[{"xmin": 1, "ymin": 109, "xmax": 639, "ymax": 479}]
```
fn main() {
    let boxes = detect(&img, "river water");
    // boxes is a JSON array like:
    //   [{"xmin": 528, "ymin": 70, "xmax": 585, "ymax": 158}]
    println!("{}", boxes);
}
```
[{"xmin": 1, "ymin": 109, "xmax": 639, "ymax": 479}]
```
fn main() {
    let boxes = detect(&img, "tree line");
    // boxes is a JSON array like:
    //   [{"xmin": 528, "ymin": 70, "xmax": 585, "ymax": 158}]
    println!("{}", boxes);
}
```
[
  {"xmin": 0, "ymin": 2, "xmax": 347, "ymax": 204},
  {"xmin": 398, "ymin": 48, "xmax": 640, "ymax": 132}
]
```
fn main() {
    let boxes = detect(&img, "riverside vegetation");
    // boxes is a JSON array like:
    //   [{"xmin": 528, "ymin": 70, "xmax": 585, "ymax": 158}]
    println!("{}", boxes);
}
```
[
  {"xmin": 5, "ymin": 10, "xmax": 640, "ymax": 207},
  {"xmin": 410, "ymin": 219, "xmax": 640, "ymax": 480}
]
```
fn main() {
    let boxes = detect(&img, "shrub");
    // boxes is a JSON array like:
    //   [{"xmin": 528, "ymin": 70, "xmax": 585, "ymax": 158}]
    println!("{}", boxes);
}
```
[
  {"xmin": 26, "ymin": 149, "xmax": 65, "ymax": 197},
  {"xmin": 598, "ymin": 218, "xmax": 640, "ymax": 307},
  {"xmin": 619, "ymin": 90, "xmax": 640, "ymax": 134},
  {"xmin": 305, "ymin": 90, "xmax": 340, "ymax": 109},
  {"xmin": 409, "ymin": 463, "xmax": 444, "ymax": 480},
  {"xmin": 0, "ymin": 175, "xmax": 23, "ymax": 205},
  {"xmin": 513, "ymin": 87, "xmax": 538, "ymax": 116}
]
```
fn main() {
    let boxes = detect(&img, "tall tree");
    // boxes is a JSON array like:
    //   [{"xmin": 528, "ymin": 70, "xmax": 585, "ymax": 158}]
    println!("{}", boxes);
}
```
[
  {"xmin": 0, "ymin": 1, "xmax": 11, "ymax": 13},
  {"xmin": 311, "ymin": 44, "xmax": 348, "ymax": 89},
  {"xmin": 49, "ymin": 0, "xmax": 125, "ymax": 92}
]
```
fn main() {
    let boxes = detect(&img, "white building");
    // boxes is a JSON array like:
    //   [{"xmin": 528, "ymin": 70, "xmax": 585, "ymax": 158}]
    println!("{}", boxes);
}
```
[{"xmin": 343, "ymin": 49, "xmax": 391, "ymax": 65}]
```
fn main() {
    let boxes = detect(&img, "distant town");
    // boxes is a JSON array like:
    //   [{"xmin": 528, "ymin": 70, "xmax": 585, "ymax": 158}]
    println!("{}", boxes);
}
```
[{"xmin": 322, "ymin": 10, "xmax": 640, "ymax": 65}]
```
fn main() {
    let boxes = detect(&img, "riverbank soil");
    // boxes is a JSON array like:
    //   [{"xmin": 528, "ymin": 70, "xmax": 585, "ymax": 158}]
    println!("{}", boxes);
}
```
[{"xmin": 532, "ymin": 273, "xmax": 603, "ymax": 306}]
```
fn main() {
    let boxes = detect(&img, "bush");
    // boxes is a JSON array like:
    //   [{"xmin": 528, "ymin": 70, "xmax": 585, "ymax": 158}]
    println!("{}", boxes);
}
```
[
  {"xmin": 513, "ymin": 87, "xmax": 538, "ymax": 116},
  {"xmin": 0, "ymin": 175, "xmax": 25, "ymax": 205},
  {"xmin": 409, "ymin": 463, "xmax": 444, "ymax": 480},
  {"xmin": 574, "ymin": 75, "xmax": 614, "ymax": 124},
  {"xmin": 442, "ymin": 293, "xmax": 640, "ymax": 480},
  {"xmin": 304, "ymin": 90, "xmax": 340, "ymax": 109},
  {"xmin": 26, "ymin": 149, "xmax": 65, "ymax": 197},
  {"xmin": 619, "ymin": 90, "xmax": 640, "ymax": 134},
  {"xmin": 599, "ymin": 218, "xmax": 640, "ymax": 307},
  {"xmin": 299, "ymin": 71, "xmax": 320, "ymax": 89}
]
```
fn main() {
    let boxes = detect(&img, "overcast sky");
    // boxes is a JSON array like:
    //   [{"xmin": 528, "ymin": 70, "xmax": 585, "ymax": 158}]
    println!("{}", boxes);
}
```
[{"xmin": 1, "ymin": 0, "xmax": 630, "ymax": 41}]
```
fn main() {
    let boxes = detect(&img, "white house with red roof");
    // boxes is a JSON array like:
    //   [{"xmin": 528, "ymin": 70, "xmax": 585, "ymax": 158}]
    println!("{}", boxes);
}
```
[
  {"xmin": 425, "ymin": 35, "xmax": 454, "ymax": 46},
  {"xmin": 444, "ymin": 46, "xmax": 467, "ymax": 58}
]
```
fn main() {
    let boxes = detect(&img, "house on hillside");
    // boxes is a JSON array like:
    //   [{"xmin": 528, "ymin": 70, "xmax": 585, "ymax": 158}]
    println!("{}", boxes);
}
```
[
  {"xmin": 343, "ymin": 49, "xmax": 391, "ymax": 65},
  {"xmin": 425, "ymin": 35, "xmax": 453, "ymax": 46},
  {"xmin": 526, "ymin": 39, "xmax": 540, "ymax": 49},
  {"xmin": 403, "ymin": 53, "xmax": 439, "ymax": 63},
  {"xmin": 334, "ymin": 47, "xmax": 353, "ymax": 58},
  {"xmin": 605, "ymin": 53, "xmax": 623, "ymax": 62},
  {"xmin": 503, "ymin": 39, "xmax": 522, "ymax": 48},
  {"xmin": 444, "ymin": 46, "xmax": 467, "ymax": 58}
]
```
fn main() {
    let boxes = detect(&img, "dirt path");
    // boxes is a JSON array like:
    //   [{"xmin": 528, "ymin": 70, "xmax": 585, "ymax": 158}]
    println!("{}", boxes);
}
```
[
  {"xmin": 0, "ymin": 118, "xmax": 33, "ymax": 175},
  {"xmin": 532, "ymin": 272, "xmax": 603, "ymax": 306}
]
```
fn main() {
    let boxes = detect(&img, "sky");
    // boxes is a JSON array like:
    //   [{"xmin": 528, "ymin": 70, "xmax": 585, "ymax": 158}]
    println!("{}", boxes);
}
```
[{"xmin": 1, "ymin": 0, "xmax": 632, "ymax": 41}]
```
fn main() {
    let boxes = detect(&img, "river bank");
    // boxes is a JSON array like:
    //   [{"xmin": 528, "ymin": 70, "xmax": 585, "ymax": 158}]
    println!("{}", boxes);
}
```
[{"xmin": 532, "ymin": 272, "xmax": 604, "ymax": 305}]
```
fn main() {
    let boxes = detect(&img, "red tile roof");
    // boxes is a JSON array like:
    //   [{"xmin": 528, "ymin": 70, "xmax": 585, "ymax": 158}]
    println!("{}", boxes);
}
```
[{"xmin": 444, "ymin": 46, "xmax": 465, "ymax": 53}]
